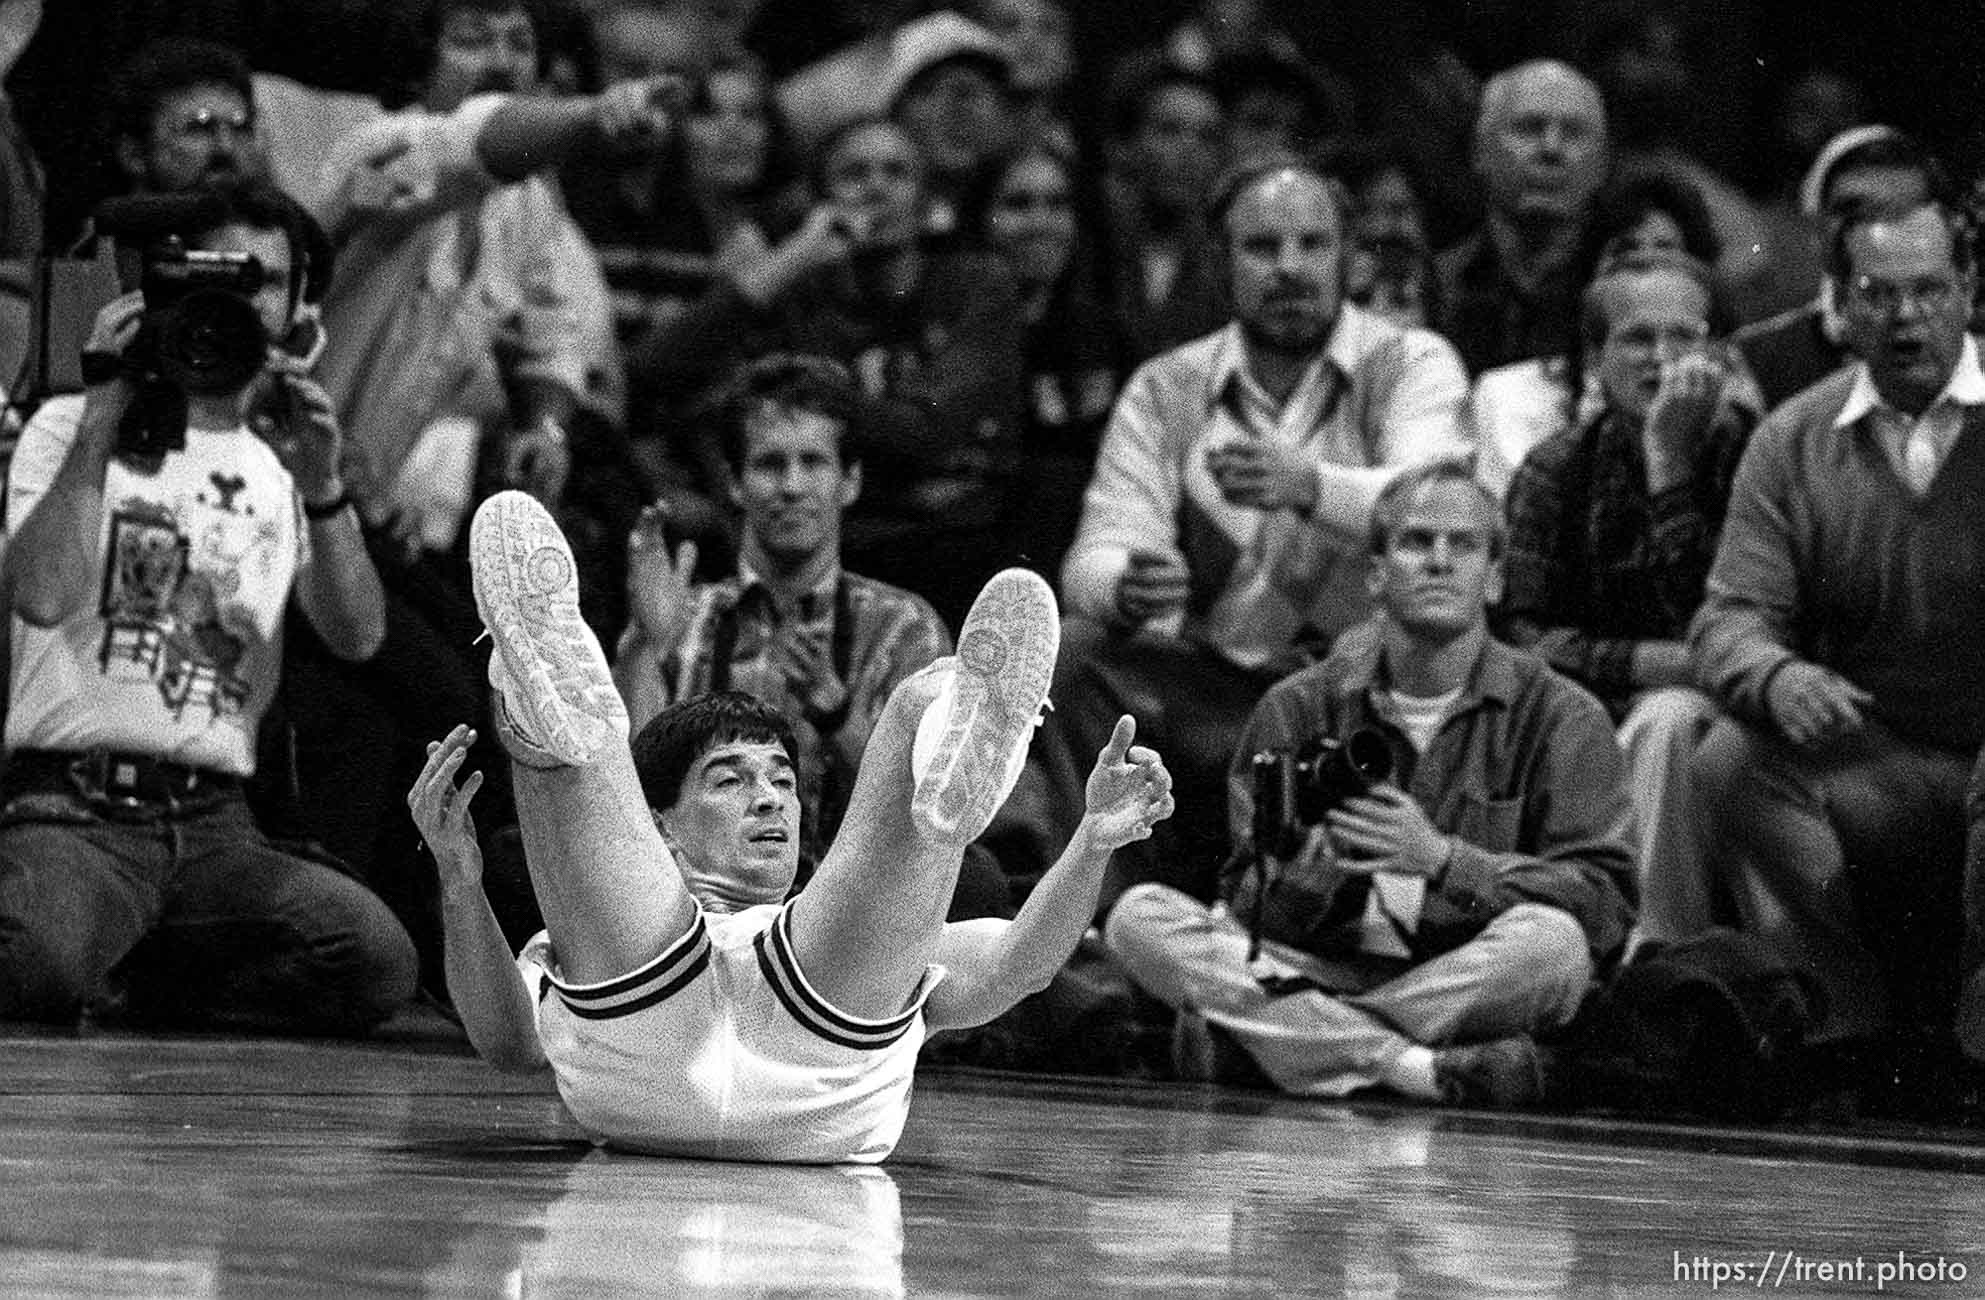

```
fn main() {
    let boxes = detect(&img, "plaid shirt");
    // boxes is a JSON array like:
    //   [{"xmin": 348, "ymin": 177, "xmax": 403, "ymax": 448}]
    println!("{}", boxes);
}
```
[
  {"xmin": 624, "ymin": 566, "xmax": 950, "ymax": 863},
  {"xmin": 1499, "ymin": 408, "xmax": 1751, "ymax": 716}
]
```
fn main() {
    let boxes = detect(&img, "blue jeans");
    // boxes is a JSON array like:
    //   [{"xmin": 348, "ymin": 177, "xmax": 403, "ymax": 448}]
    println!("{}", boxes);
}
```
[{"xmin": 0, "ymin": 779, "xmax": 417, "ymax": 1034}]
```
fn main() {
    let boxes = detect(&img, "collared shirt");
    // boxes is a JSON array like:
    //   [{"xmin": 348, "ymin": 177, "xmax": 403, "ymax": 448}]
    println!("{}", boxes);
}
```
[
  {"xmin": 1220, "ymin": 624, "xmax": 1638, "ymax": 966},
  {"xmin": 1833, "ymin": 334, "xmax": 1985, "ymax": 493},
  {"xmin": 1691, "ymin": 357, "xmax": 1985, "ymax": 752},
  {"xmin": 1501, "ymin": 406, "xmax": 1752, "ymax": 716},
  {"xmin": 1063, "ymin": 305, "xmax": 1470, "ymax": 669},
  {"xmin": 617, "ymin": 564, "xmax": 951, "ymax": 863}
]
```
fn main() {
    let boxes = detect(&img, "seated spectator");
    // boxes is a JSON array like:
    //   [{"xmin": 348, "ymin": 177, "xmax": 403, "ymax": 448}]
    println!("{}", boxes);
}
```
[
  {"xmin": 962, "ymin": 0, "xmax": 1076, "ymax": 152},
  {"xmin": 881, "ymin": 12, "xmax": 1017, "ymax": 240},
  {"xmin": 1731, "ymin": 127, "xmax": 1943, "ymax": 415},
  {"xmin": 613, "ymin": 354, "xmax": 951, "ymax": 876},
  {"xmin": 1096, "ymin": 55, "xmax": 1228, "ymax": 362},
  {"xmin": 986, "ymin": 154, "xmax": 1468, "ymax": 913},
  {"xmin": 978, "ymin": 134, "xmax": 1131, "ymax": 582},
  {"xmin": 1333, "ymin": 141, "xmax": 1440, "ymax": 331},
  {"xmin": 1692, "ymin": 197, "xmax": 1985, "ymax": 1115},
  {"xmin": 1105, "ymin": 463, "xmax": 1635, "ymax": 1105},
  {"xmin": 106, "ymin": 36, "xmax": 267, "ymax": 198},
  {"xmin": 640, "ymin": 116, "xmax": 1026, "ymax": 629},
  {"xmin": 1500, "ymin": 252, "xmax": 1752, "ymax": 946},
  {"xmin": 1436, "ymin": 60, "xmax": 1610, "ymax": 377},
  {"xmin": 0, "ymin": 182, "xmax": 416, "ymax": 1033},
  {"xmin": 1472, "ymin": 170, "xmax": 1727, "ymax": 497}
]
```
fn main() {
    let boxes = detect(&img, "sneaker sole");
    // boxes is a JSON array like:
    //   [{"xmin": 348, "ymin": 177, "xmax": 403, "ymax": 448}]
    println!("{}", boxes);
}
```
[
  {"xmin": 470, "ymin": 491, "xmax": 625, "ymax": 767},
  {"xmin": 911, "ymin": 568, "xmax": 1058, "ymax": 839}
]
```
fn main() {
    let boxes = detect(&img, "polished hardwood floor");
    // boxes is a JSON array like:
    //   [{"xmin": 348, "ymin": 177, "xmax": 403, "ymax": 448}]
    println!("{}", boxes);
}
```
[{"xmin": 3, "ymin": 1022, "xmax": 1983, "ymax": 1298}]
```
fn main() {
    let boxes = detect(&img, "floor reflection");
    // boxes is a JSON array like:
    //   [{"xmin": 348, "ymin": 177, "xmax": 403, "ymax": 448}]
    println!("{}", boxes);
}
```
[
  {"xmin": 2, "ymin": 1037, "xmax": 1983, "ymax": 1299},
  {"xmin": 418, "ymin": 1152, "xmax": 905, "ymax": 1299}
]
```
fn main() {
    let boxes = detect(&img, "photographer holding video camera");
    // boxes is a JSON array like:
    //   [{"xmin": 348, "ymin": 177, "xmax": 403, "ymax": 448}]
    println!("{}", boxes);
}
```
[
  {"xmin": 0, "ymin": 180, "xmax": 418, "ymax": 1035},
  {"xmin": 1106, "ymin": 461, "xmax": 1637, "ymax": 1107}
]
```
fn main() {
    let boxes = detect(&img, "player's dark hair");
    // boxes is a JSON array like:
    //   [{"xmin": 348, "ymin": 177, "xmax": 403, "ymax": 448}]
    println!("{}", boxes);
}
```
[{"xmin": 631, "ymin": 692, "xmax": 801, "ymax": 811}]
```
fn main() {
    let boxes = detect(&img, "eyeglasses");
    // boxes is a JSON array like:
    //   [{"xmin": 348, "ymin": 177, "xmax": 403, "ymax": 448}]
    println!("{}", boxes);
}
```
[
  {"xmin": 1846, "ymin": 276, "xmax": 1963, "ymax": 316},
  {"xmin": 164, "ymin": 108, "xmax": 255, "ymax": 145}
]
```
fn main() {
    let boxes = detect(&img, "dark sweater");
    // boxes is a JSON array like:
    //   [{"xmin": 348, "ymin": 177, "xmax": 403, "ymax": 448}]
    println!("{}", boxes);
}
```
[{"xmin": 1690, "ymin": 366, "xmax": 1985, "ymax": 752}]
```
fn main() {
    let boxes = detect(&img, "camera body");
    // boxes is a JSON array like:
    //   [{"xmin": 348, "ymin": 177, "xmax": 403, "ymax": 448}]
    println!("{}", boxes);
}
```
[
  {"xmin": 1251, "ymin": 729, "xmax": 1395, "ymax": 859},
  {"xmin": 114, "ymin": 238, "xmax": 271, "ymax": 460}
]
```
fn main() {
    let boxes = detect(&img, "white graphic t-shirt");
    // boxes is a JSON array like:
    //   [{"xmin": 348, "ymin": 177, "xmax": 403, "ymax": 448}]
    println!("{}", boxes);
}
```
[{"xmin": 5, "ymin": 395, "xmax": 304, "ymax": 775}]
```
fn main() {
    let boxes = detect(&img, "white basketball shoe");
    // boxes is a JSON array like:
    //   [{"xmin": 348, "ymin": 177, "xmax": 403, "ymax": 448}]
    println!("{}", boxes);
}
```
[
  {"xmin": 910, "ymin": 568, "xmax": 1058, "ymax": 841},
  {"xmin": 469, "ymin": 491, "xmax": 628, "ymax": 768}
]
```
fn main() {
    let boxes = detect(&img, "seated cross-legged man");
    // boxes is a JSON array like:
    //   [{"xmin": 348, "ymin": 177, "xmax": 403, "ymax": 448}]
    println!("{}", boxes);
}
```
[
  {"xmin": 411, "ymin": 491, "xmax": 1172, "ymax": 1162},
  {"xmin": 1106, "ymin": 462, "xmax": 1636, "ymax": 1107}
]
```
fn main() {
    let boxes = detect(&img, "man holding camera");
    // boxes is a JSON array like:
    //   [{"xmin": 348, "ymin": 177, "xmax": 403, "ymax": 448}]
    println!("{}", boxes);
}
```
[
  {"xmin": 1106, "ymin": 462, "xmax": 1636, "ymax": 1106},
  {"xmin": 0, "ymin": 182, "xmax": 417, "ymax": 1033}
]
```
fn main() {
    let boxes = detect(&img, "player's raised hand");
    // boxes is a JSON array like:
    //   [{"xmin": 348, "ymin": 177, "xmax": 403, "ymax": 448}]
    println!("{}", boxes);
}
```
[
  {"xmin": 409, "ymin": 724, "xmax": 486, "ymax": 888},
  {"xmin": 1083, "ymin": 714, "xmax": 1175, "ymax": 850}
]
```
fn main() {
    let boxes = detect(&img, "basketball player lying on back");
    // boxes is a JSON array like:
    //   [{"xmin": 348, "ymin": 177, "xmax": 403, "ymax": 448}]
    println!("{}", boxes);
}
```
[{"xmin": 409, "ymin": 491, "xmax": 1174, "ymax": 1163}]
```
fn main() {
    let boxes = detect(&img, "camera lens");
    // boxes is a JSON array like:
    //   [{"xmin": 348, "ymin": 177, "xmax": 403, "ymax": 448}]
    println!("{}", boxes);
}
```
[{"xmin": 153, "ymin": 289, "xmax": 268, "ymax": 395}]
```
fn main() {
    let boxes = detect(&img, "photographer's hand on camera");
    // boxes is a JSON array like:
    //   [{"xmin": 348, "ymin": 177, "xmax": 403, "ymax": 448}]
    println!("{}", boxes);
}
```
[
  {"xmin": 1324, "ymin": 784, "xmax": 1453, "ymax": 882},
  {"xmin": 77, "ymin": 292, "xmax": 147, "ymax": 433},
  {"xmin": 246, "ymin": 357, "xmax": 347, "ymax": 509}
]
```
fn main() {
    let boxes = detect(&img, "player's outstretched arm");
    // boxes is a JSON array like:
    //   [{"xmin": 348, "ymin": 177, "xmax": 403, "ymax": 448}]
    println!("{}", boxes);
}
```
[
  {"xmin": 926, "ymin": 716, "xmax": 1174, "ymax": 1031},
  {"xmin": 410, "ymin": 726, "xmax": 550, "ymax": 1073}
]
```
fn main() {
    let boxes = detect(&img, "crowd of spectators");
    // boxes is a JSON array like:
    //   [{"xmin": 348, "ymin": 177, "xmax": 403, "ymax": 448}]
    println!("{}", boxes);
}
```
[{"xmin": 2, "ymin": 0, "xmax": 1984, "ymax": 1127}]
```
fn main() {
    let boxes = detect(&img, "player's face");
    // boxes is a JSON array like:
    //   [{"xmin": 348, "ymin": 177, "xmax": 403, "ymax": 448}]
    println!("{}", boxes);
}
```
[{"xmin": 663, "ymin": 739, "xmax": 802, "ymax": 907}]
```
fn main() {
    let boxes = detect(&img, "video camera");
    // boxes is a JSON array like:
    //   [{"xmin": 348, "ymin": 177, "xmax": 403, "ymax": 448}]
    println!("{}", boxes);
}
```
[
  {"xmin": 1250, "ymin": 730, "xmax": 1394, "ymax": 860},
  {"xmin": 91, "ymin": 194, "xmax": 273, "ymax": 459}
]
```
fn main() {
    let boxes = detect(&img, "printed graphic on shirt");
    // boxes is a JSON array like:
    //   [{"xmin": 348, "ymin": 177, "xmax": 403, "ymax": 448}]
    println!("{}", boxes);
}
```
[{"xmin": 95, "ymin": 480, "xmax": 283, "ymax": 724}]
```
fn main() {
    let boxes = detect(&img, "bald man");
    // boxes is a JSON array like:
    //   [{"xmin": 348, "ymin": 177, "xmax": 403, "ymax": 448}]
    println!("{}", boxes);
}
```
[
  {"xmin": 985, "ymin": 154, "xmax": 1469, "ymax": 917},
  {"xmin": 1436, "ymin": 59, "xmax": 1611, "ymax": 374}
]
